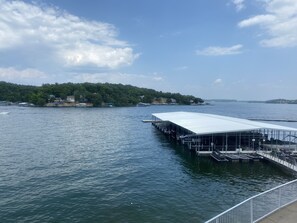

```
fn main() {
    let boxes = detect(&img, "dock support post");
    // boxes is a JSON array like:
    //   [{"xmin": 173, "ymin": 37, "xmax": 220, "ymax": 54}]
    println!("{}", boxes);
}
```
[
  {"xmin": 250, "ymin": 199, "xmax": 253, "ymax": 223},
  {"xmin": 278, "ymin": 187, "xmax": 281, "ymax": 207},
  {"xmin": 226, "ymin": 133, "xmax": 228, "ymax": 152}
]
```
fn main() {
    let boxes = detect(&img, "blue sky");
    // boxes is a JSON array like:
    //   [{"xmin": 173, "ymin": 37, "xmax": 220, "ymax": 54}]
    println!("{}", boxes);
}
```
[{"xmin": 0, "ymin": 0, "xmax": 296, "ymax": 100}]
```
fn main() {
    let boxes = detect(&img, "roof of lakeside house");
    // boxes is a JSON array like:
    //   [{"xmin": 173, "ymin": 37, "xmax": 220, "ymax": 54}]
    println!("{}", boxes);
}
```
[{"xmin": 152, "ymin": 112, "xmax": 297, "ymax": 135}]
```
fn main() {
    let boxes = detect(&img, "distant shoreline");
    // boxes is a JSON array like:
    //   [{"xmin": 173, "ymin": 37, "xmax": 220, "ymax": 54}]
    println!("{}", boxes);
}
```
[
  {"xmin": 0, "ymin": 101, "xmax": 208, "ymax": 108},
  {"xmin": 206, "ymin": 99, "xmax": 297, "ymax": 104}
]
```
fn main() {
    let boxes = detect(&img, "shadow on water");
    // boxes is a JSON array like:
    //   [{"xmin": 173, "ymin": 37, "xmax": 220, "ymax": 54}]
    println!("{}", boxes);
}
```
[
  {"xmin": 153, "ymin": 128, "xmax": 293, "ymax": 179},
  {"xmin": 155, "ymin": 131, "xmax": 294, "ymax": 183}
]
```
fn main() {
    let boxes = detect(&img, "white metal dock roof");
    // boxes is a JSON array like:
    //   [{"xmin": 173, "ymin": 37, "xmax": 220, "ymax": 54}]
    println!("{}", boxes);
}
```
[{"xmin": 152, "ymin": 112, "xmax": 297, "ymax": 135}]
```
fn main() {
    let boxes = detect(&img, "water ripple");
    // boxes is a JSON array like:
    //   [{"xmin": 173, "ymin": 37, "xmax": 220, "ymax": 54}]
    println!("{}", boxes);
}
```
[{"xmin": 0, "ymin": 104, "xmax": 296, "ymax": 222}]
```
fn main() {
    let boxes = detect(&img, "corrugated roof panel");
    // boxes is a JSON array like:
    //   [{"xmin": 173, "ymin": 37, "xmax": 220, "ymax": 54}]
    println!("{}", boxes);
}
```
[{"xmin": 152, "ymin": 112, "xmax": 297, "ymax": 135}]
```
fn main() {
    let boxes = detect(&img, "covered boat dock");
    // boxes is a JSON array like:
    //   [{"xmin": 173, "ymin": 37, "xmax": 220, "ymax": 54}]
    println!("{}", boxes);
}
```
[{"xmin": 151, "ymin": 112, "xmax": 297, "ymax": 166}]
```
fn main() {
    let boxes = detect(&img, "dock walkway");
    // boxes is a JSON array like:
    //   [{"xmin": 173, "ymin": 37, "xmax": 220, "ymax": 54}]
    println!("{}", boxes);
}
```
[
  {"xmin": 257, "ymin": 151, "xmax": 297, "ymax": 173},
  {"xmin": 258, "ymin": 201, "xmax": 297, "ymax": 223}
]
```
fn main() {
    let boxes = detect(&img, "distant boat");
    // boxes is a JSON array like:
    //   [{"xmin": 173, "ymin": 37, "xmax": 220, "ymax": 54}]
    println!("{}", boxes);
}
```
[
  {"xmin": 18, "ymin": 102, "xmax": 34, "ymax": 107},
  {"xmin": 137, "ymin": 102, "xmax": 151, "ymax": 107},
  {"xmin": 75, "ymin": 103, "xmax": 87, "ymax": 107}
]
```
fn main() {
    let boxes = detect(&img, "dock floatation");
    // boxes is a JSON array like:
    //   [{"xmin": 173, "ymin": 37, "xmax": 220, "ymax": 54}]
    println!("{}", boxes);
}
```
[{"xmin": 148, "ymin": 112, "xmax": 297, "ymax": 171}]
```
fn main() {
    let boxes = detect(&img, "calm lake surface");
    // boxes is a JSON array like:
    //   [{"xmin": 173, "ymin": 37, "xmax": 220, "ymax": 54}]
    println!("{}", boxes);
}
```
[{"xmin": 1, "ymin": 102, "xmax": 297, "ymax": 223}]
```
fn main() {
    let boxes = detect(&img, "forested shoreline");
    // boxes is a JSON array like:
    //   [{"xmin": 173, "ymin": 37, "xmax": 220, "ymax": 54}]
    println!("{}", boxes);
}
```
[{"xmin": 0, "ymin": 81, "xmax": 204, "ymax": 107}]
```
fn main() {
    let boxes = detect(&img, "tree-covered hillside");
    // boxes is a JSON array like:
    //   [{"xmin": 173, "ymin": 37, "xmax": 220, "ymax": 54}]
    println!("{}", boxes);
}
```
[{"xmin": 0, "ymin": 81, "xmax": 204, "ymax": 107}]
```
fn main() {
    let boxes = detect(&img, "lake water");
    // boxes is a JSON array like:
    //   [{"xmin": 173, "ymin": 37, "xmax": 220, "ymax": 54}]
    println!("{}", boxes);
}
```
[{"xmin": 1, "ymin": 102, "xmax": 297, "ymax": 223}]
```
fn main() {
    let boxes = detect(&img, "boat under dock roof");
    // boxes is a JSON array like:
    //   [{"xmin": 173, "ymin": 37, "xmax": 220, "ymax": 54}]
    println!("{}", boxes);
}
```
[{"xmin": 152, "ymin": 112, "xmax": 297, "ymax": 135}]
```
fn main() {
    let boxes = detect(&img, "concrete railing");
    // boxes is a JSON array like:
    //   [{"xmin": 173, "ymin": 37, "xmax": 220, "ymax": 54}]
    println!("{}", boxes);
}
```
[{"xmin": 205, "ymin": 179, "xmax": 297, "ymax": 223}]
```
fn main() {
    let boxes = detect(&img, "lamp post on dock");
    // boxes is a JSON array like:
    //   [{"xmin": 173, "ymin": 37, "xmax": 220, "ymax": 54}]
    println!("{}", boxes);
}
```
[{"xmin": 252, "ymin": 138, "xmax": 255, "ymax": 151}]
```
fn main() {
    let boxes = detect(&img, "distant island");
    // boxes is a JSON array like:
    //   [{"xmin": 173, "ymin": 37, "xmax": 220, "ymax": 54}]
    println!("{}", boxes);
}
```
[
  {"xmin": 203, "ymin": 99, "xmax": 297, "ymax": 104},
  {"xmin": 0, "ymin": 81, "xmax": 204, "ymax": 107},
  {"xmin": 265, "ymin": 99, "xmax": 297, "ymax": 104},
  {"xmin": 206, "ymin": 99, "xmax": 238, "ymax": 102}
]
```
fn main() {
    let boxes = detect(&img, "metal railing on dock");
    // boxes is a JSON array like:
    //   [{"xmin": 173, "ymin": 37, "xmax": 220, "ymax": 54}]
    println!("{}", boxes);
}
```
[
  {"xmin": 257, "ymin": 151, "xmax": 297, "ymax": 173},
  {"xmin": 205, "ymin": 179, "xmax": 297, "ymax": 223}
]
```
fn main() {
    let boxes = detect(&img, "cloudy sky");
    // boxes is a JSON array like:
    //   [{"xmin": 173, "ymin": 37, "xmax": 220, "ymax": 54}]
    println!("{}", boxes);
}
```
[{"xmin": 0, "ymin": 0, "xmax": 296, "ymax": 100}]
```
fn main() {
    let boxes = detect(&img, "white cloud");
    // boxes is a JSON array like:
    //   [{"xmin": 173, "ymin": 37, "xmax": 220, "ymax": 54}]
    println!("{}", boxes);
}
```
[
  {"xmin": 238, "ymin": 15, "xmax": 276, "ymax": 27},
  {"xmin": 0, "ymin": 67, "xmax": 47, "ymax": 85},
  {"xmin": 151, "ymin": 72, "xmax": 164, "ymax": 81},
  {"xmin": 175, "ymin": 66, "xmax": 189, "ymax": 71},
  {"xmin": 196, "ymin": 44, "xmax": 243, "ymax": 56},
  {"xmin": 212, "ymin": 78, "xmax": 224, "ymax": 87},
  {"xmin": 232, "ymin": 0, "xmax": 245, "ymax": 12},
  {"xmin": 72, "ymin": 72, "xmax": 164, "ymax": 87},
  {"xmin": 213, "ymin": 78, "xmax": 223, "ymax": 85},
  {"xmin": 0, "ymin": 67, "xmax": 47, "ymax": 79},
  {"xmin": 0, "ymin": 0, "xmax": 138, "ymax": 68},
  {"xmin": 238, "ymin": 0, "xmax": 297, "ymax": 47},
  {"xmin": 152, "ymin": 76, "xmax": 163, "ymax": 81},
  {"xmin": 62, "ymin": 45, "xmax": 137, "ymax": 68}
]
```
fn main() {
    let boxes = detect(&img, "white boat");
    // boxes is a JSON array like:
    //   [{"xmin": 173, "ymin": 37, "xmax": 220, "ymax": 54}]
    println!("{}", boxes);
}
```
[
  {"xmin": 137, "ymin": 102, "xmax": 151, "ymax": 107},
  {"xmin": 0, "ymin": 111, "xmax": 10, "ymax": 115}
]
